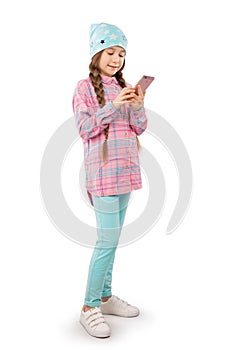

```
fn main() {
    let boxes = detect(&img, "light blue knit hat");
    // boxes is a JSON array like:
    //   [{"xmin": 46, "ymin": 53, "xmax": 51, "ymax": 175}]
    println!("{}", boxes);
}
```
[{"xmin": 89, "ymin": 23, "xmax": 128, "ymax": 58}]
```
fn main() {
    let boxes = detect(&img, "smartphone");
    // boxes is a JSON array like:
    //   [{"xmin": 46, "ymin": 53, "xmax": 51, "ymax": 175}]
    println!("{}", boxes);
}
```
[{"xmin": 135, "ymin": 75, "xmax": 155, "ymax": 94}]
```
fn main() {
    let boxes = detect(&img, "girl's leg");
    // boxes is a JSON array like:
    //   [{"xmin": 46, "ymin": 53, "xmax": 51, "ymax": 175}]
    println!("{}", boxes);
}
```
[
  {"xmin": 84, "ymin": 195, "xmax": 121, "ymax": 307},
  {"xmin": 101, "ymin": 192, "xmax": 131, "ymax": 299}
]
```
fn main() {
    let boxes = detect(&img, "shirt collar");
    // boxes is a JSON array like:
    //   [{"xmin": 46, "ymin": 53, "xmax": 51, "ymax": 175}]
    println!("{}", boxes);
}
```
[{"xmin": 101, "ymin": 74, "xmax": 119, "ymax": 85}]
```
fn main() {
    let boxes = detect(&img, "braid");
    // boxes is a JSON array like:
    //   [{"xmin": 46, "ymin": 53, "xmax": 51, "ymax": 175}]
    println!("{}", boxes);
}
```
[
  {"xmin": 89, "ymin": 54, "xmax": 109, "ymax": 162},
  {"xmin": 89, "ymin": 62, "xmax": 105, "ymax": 107},
  {"xmin": 89, "ymin": 52, "xmax": 141, "ymax": 163}
]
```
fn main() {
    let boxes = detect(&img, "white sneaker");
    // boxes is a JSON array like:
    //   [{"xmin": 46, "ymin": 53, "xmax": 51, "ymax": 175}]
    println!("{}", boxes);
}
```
[
  {"xmin": 80, "ymin": 307, "xmax": 111, "ymax": 338},
  {"xmin": 101, "ymin": 295, "xmax": 140, "ymax": 317}
]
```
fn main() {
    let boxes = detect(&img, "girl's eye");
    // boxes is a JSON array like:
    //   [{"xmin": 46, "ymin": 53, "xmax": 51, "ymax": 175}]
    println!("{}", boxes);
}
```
[{"xmin": 107, "ymin": 52, "xmax": 125, "ymax": 57}]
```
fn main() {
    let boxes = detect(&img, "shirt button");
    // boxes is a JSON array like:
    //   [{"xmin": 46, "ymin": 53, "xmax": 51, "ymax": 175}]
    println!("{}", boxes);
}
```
[{"xmin": 125, "ymin": 132, "xmax": 128, "ymax": 136}]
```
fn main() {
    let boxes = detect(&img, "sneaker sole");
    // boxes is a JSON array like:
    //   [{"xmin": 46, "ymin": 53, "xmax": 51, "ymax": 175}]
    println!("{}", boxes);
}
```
[{"xmin": 101, "ymin": 311, "xmax": 139, "ymax": 317}]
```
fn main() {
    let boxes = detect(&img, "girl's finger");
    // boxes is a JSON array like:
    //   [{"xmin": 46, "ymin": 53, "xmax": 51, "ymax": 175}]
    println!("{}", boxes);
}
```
[
  {"xmin": 121, "ymin": 87, "xmax": 135, "ymax": 96},
  {"xmin": 137, "ymin": 85, "xmax": 144, "ymax": 98},
  {"xmin": 114, "ymin": 100, "xmax": 132, "ymax": 107},
  {"xmin": 122, "ymin": 92, "xmax": 136, "ymax": 101}
]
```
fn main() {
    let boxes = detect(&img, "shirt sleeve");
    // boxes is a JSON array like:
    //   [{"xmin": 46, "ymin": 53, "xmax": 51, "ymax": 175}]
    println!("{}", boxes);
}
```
[
  {"xmin": 128, "ymin": 105, "xmax": 148, "ymax": 135},
  {"xmin": 72, "ymin": 80, "xmax": 117, "ymax": 140}
]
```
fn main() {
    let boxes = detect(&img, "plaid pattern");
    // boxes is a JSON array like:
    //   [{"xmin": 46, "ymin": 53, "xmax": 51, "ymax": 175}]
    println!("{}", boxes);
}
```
[{"xmin": 72, "ymin": 75, "xmax": 147, "ymax": 198}]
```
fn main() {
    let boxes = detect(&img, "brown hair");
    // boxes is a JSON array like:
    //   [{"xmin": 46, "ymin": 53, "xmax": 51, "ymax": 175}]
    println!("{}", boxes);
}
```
[{"xmin": 89, "ymin": 51, "xmax": 141, "ymax": 163}]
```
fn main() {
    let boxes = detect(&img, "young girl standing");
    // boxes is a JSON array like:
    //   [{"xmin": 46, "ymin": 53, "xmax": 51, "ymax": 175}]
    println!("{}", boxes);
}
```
[{"xmin": 72, "ymin": 23, "xmax": 147, "ymax": 338}]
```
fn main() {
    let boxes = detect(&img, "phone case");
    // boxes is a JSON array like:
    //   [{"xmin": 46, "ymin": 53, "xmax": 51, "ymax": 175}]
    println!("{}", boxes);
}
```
[{"xmin": 136, "ymin": 75, "xmax": 155, "ymax": 93}]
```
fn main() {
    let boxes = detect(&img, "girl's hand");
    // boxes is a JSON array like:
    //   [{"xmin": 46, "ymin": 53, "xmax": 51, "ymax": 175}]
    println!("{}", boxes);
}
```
[
  {"xmin": 112, "ymin": 87, "xmax": 136, "ymax": 109},
  {"xmin": 129, "ymin": 85, "xmax": 145, "ymax": 111}
]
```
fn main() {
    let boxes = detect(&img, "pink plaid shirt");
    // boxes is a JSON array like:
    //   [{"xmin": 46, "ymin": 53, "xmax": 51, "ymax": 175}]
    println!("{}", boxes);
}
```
[{"xmin": 72, "ymin": 75, "xmax": 147, "ymax": 203}]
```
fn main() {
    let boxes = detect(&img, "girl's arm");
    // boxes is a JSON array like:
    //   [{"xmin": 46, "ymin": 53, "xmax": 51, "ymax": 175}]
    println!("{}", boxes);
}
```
[
  {"xmin": 123, "ymin": 84, "xmax": 147, "ymax": 135},
  {"xmin": 72, "ymin": 80, "xmax": 117, "ymax": 140}
]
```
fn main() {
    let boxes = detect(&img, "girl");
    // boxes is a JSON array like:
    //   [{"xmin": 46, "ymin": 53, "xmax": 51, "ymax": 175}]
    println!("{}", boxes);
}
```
[{"xmin": 72, "ymin": 23, "xmax": 147, "ymax": 338}]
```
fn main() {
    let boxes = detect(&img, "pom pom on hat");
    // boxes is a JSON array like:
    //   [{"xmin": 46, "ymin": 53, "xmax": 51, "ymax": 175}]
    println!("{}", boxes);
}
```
[{"xmin": 89, "ymin": 23, "xmax": 128, "ymax": 58}]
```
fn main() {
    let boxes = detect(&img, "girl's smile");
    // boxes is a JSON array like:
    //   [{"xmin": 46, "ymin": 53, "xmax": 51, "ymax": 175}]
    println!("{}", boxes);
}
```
[{"xmin": 108, "ymin": 64, "xmax": 120, "ymax": 69}]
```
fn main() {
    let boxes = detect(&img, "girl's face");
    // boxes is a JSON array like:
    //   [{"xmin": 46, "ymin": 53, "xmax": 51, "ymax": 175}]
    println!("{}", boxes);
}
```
[{"xmin": 98, "ymin": 46, "xmax": 125, "ymax": 77}]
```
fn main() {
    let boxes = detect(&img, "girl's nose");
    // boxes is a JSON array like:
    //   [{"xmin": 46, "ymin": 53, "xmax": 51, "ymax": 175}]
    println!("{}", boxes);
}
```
[{"xmin": 112, "ymin": 54, "xmax": 120, "ymax": 62}]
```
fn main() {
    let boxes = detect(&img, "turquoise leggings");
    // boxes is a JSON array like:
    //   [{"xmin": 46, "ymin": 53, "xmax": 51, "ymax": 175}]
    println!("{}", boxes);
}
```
[{"xmin": 84, "ymin": 192, "xmax": 131, "ymax": 307}]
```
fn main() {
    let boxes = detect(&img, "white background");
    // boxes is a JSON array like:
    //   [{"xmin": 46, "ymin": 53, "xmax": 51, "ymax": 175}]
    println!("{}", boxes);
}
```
[{"xmin": 1, "ymin": 0, "xmax": 233, "ymax": 348}]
